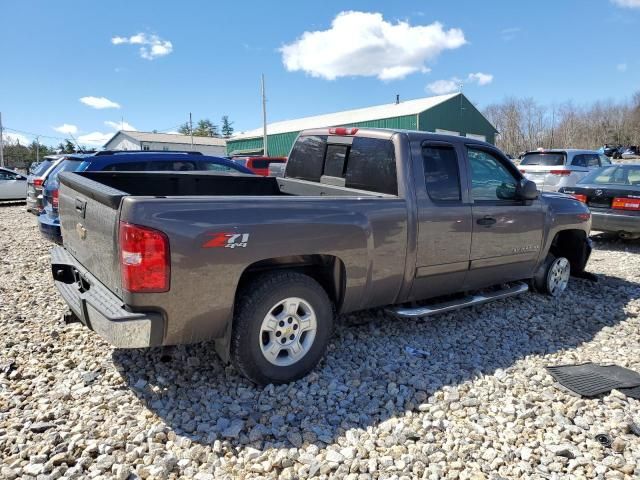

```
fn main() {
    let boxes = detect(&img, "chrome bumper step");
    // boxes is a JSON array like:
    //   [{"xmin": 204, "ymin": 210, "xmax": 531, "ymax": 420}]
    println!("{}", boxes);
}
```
[{"xmin": 387, "ymin": 282, "xmax": 529, "ymax": 319}]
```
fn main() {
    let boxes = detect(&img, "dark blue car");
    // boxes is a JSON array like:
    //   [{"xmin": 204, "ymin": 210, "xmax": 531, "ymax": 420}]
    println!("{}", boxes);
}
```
[{"xmin": 38, "ymin": 151, "xmax": 253, "ymax": 243}]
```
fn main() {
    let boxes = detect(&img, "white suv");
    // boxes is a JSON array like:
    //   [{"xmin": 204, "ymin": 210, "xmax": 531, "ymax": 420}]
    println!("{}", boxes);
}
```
[{"xmin": 519, "ymin": 149, "xmax": 612, "ymax": 192}]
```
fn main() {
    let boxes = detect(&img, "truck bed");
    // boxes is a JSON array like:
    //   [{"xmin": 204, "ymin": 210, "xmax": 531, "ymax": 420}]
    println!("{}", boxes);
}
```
[{"xmin": 63, "ymin": 171, "xmax": 386, "ymax": 210}]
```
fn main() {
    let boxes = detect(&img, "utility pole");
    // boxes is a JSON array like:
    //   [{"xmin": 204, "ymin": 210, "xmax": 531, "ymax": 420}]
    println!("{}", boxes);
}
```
[
  {"xmin": 36, "ymin": 136, "xmax": 40, "ymax": 162},
  {"xmin": 0, "ymin": 112, "xmax": 4, "ymax": 168},
  {"xmin": 189, "ymin": 112, "xmax": 194, "ymax": 150},
  {"xmin": 261, "ymin": 74, "xmax": 268, "ymax": 157}
]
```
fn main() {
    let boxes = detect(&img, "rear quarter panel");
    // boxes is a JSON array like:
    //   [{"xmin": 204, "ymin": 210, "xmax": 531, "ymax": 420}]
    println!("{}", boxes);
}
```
[{"xmin": 121, "ymin": 195, "xmax": 408, "ymax": 345}]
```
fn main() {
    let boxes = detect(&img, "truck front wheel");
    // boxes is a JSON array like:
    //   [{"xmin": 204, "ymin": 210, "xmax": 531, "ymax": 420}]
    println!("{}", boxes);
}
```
[
  {"xmin": 231, "ymin": 271, "xmax": 333, "ymax": 385},
  {"xmin": 533, "ymin": 253, "xmax": 571, "ymax": 297}
]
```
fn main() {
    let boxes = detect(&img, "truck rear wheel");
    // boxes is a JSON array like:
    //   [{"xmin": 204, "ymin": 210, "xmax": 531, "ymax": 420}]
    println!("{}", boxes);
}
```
[
  {"xmin": 231, "ymin": 271, "xmax": 333, "ymax": 385},
  {"xmin": 533, "ymin": 253, "xmax": 571, "ymax": 297}
]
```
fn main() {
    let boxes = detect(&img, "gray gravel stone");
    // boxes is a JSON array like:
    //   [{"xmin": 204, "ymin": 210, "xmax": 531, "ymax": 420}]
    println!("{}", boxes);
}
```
[{"xmin": 1, "ymin": 207, "xmax": 640, "ymax": 479}]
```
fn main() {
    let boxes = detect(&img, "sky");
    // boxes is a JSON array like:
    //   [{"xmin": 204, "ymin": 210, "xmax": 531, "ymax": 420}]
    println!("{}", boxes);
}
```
[{"xmin": 0, "ymin": 0, "xmax": 639, "ymax": 147}]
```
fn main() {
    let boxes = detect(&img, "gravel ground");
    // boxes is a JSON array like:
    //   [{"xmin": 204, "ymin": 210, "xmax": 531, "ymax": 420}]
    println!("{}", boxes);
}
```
[{"xmin": 1, "ymin": 204, "xmax": 639, "ymax": 480}]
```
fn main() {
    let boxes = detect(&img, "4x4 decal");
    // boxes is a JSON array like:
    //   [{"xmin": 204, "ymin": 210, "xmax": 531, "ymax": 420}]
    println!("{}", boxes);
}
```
[{"xmin": 203, "ymin": 233, "xmax": 250, "ymax": 249}]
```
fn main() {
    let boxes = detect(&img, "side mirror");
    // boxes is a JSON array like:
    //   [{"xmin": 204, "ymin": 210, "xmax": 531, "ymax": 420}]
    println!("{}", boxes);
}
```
[{"xmin": 517, "ymin": 179, "xmax": 538, "ymax": 201}]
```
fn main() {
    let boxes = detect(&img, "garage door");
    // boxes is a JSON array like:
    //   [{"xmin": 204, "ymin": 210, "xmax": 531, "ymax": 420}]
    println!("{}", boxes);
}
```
[{"xmin": 466, "ymin": 133, "xmax": 486, "ymax": 142}]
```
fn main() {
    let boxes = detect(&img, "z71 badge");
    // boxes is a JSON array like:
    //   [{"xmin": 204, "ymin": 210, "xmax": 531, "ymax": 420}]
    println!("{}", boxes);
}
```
[{"xmin": 203, "ymin": 233, "xmax": 250, "ymax": 249}]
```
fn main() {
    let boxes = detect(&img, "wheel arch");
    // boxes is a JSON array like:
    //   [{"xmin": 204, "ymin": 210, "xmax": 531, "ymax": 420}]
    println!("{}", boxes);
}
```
[
  {"xmin": 548, "ymin": 229, "xmax": 591, "ymax": 274},
  {"xmin": 215, "ymin": 254, "xmax": 346, "ymax": 363}
]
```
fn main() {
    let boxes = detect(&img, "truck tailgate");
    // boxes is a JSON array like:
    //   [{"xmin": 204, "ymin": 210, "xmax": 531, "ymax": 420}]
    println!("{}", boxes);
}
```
[{"xmin": 58, "ymin": 173, "xmax": 126, "ymax": 298}]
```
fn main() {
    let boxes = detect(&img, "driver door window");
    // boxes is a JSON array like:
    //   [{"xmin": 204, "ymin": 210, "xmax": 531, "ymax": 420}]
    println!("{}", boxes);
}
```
[{"xmin": 468, "ymin": 148, "xmax": 517, "ymax": 202}]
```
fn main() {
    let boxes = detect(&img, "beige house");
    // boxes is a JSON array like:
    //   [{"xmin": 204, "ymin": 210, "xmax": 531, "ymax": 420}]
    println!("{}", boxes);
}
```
[{"xmin": 103, "ymin": 131, "xmax": 227, "ymax": 156}]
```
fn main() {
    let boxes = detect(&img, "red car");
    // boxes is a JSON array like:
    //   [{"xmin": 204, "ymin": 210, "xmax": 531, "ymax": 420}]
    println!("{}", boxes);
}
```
[{"xmin": 232, "ymin": 156, "xmax": 287, "ymax": 176}]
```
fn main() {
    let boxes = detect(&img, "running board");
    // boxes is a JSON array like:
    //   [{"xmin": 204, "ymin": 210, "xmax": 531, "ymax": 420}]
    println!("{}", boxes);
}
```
[{"xmin": 387, "ymin": 282, "xmax": 529, "ymax": 319}]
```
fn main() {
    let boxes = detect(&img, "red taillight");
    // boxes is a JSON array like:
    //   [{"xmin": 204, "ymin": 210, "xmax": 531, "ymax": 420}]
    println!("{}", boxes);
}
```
[
  {"xmin": 119, "ymin": 222, "xmax": 170, "ymax": 293},
  {"xmin": 519, "ymin": 169, "xmax": 526, "ymax": 174},
  {"xmin": 572, "ymin": 194, "xmax": 587, "ymax": 203},
  {"xmin": 549, "ymin": 170, "xmax": 571, "ymax": 176},
  {"xmin": 52, "ymin": 190, "xmax": 59, "ymax": 209},
  {"xmin": 612, "ymin": 197, "xmax": 640, "ymax": 211},
  {"xmin": 329, "ymin": 127, "xmax": 358, "ymax": 135},
  {"xmin": 34, "ymin": 178, "xmax": 44, "ymax": 187}
]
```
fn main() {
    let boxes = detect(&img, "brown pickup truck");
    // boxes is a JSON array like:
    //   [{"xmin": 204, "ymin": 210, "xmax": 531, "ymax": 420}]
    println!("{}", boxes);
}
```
[{"xmin": 51, "ymin": 128, "xmax": 592, "ymax": 384}]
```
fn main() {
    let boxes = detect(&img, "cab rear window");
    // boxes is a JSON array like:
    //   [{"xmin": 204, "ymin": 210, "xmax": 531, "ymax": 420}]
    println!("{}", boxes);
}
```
[{"xmin": 287, "ymin": 135, "xmax": 397, "ymax": 195}]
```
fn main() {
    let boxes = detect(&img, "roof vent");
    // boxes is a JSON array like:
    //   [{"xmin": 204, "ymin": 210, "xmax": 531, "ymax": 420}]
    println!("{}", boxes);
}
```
[{"xmin": 395, "ymin": 94, "xmax": 400, "ymax": 105}]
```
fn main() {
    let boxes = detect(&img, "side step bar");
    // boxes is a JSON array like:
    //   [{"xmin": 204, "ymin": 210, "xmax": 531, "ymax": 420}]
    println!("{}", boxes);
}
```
[{"xmin": 387, "ymin": 282, "xmax": 529, "ymax": 319}]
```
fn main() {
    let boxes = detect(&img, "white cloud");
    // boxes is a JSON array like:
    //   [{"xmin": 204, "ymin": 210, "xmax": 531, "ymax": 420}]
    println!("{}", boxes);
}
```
[
  {"xmin": 467, "ymin": 72, "xmax": 494, "ymax": 85},
  {"xmin": 427, "ymin": 78, "xmax": 462, "ymax": 95},
  {"xmin": 53, "ymin": 124, "xmax": 78, "ymax": 135},
  {"xmin": 280, "ymin": 11, "xmax": 466, "ymax": 81},
  {"xmin": 4, "ymin": 132, "xmax": 30, "ymax": 145},
  {"xmin": 111, "ymin": 33, "xmax": 173, "ymax": 60},
  {"xmin": 617, "ymin": 63, "xmax": 628, "ymax": 72},
  {"xmin": 611, "ymin": 0, "xmax": 640, "ymax": 8},
  {"xmin": 80, "ymin": 96, "xmax": 121, "ymax": 109},
  {"xmin": 105, "ymin": 120, "xmax": 136, "ymax": 131},
  {"xmin": 427, "ymin": 72, "xmax": 494, "ymax": 95},
  {"xmin": 77, "ymin": 132, "xmax": 113, "ymax": 146}
]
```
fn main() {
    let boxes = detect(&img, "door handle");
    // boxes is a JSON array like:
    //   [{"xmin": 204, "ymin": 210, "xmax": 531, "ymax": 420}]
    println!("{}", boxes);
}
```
[{"xmin": 477, "ymin": 216, "xmax": 496, "ymax": 226}]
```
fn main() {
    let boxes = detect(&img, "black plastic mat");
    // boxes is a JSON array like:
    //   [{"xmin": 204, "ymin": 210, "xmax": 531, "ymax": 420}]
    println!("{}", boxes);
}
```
[
  {"xmin": 546, "ymin": 363, "xmax": 640, "ymax": 397},
  {"xmin": 619, "ymin": 385, "xmax": 640, "ymax": 400}
]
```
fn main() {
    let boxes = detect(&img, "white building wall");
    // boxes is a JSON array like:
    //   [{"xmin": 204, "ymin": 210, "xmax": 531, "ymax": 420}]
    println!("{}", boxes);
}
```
[
  {"xmin": 140, "ymin": 141, "xmax": 226, "ymax": 156},
  {"xmin": 104, "ymin": 134, "xmax": 226, "ymax": 156},
  {"xmin": 106, "ymin": 136, "xmax": 140, "ymax": 151}
]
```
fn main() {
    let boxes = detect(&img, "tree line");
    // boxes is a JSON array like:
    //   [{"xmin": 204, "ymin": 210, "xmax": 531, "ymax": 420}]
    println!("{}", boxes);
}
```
[
  {"xmin": 178, "ymin": 116, "xmax": 234, "ymax": 138},
  {"xmin": 483, "ymin": 91, "xmax": 640, "ymax": 156}
]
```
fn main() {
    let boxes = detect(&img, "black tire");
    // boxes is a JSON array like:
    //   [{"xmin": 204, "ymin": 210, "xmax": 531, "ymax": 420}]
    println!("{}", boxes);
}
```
[
  {"xmin": 532, "ymin": 253, "xmax": 571, "ymax": 297},
  {"xmin": 230, "ymin": 271, "xmax": 333, "ymax": 385}
]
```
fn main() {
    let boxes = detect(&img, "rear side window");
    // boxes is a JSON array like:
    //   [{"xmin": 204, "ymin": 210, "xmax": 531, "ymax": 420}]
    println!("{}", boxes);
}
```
[
  {"xmin": 286, "ymin": 135, "xmax": 327, "ymax": 182},
  {"xmin": 422, "ymin": 145, "xmax": 461, "ymax": 201},
  {"xmin": 345, "ymin": 137, "xmax": 397, "ymax": 195},
  {"xmin": 102, "ymin": 162, "xmax": 147, "ymax": 171},
  {"xmin": 520, "ymin": 153, "xmax": 565, "ymax": 166},
  {"xmin": 33, "ymin": 160, "xmax": 53, "ymax": 176},
  {"xmin": 572, "ymin": 154, "xmax": 599, "ymax": 168},
  {"xmin": 201, "ymin": 162, "xmax": 235, "ymax": 172},
  {"xmin": 147, "ymin": 161, "xmax": 197, "ymax": 171},
  {"xmin": 47, "ymin": 160, "xmax": 83, "ymax": 186},
  {"xmin": 599, "ymin": 154, "xmax": 612, "ymax": 166}
]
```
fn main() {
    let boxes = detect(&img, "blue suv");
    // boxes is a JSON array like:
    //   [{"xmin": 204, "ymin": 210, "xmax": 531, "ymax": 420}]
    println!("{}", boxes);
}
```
[{"xmin": 38, "ymin": 151, "xmax": 253, "ymax": 243}]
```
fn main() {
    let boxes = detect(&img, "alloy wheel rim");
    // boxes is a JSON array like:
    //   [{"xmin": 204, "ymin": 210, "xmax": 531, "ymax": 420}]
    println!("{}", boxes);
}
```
[
  {"xmin": 548, "ymin": 257, "xmax": 570, "ymax": 297},
  {"xmin": 259, "ymin": 297, "xmax": 317, "ymax": 366}
]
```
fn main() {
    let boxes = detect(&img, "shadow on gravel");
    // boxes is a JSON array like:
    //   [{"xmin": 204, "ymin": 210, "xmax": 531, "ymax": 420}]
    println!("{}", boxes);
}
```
[
  {"xmin": 112, "ymin": 270, "xmax": 639, "ymax": 452},
  {"xmin": 0, "ymin": 200, "xmax": 26, "ymax": 207},
  {"xmin": 590, "ymin": 232, "xmax": 640, "ymax": 252}
]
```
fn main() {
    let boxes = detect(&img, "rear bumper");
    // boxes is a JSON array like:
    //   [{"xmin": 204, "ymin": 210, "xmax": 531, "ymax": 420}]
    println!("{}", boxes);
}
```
[
  {"xmin": 26, "ymin": 193, "xmax": 43, "ymax": 213},
  {"xmin": 591, "ymin": 211, "xmax": 640, "ymax": 233},
  {"xmin": 51, "ymin": 246, "xmax": 164, "ymax": 348},
  {"xmin": 38, "ymin": 213, "xmax": 62, "ymax": 243}
]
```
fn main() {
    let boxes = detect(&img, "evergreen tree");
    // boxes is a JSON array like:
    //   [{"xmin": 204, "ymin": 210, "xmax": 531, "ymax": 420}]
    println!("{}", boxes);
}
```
[{"xmin": 221, "ymin": 116, "xmax": 234, "ymax": 138}]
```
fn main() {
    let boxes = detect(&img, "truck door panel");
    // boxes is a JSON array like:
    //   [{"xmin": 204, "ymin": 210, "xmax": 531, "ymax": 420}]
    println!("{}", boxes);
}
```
[
  {"xmin": 411, "ymin": 141, "xmax": 472, "ymax": 300},
  {"xmin": 465, "ymin": 147, "xmax": 544, "ymax": 288}
]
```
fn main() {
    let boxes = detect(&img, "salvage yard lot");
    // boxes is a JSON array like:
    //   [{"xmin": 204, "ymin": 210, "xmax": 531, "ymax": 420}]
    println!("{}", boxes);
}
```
[{"xmin": 1, "ymin": 204, "xmax": 639, "ymax": 479}]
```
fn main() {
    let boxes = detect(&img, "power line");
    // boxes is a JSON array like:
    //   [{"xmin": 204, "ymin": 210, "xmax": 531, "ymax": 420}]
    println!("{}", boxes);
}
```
[{"xmin": 4, "ymin": 126, "xmax": 70, "ymax": 142}]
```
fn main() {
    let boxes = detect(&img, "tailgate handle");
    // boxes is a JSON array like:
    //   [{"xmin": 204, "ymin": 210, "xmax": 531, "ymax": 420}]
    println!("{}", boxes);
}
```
[{"xmin": 75, "ymin": 198, "xmax": 87, "ymax": 218}]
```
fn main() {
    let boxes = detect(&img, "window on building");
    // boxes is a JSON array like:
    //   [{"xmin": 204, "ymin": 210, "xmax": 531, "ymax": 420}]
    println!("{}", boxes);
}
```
[
  {"xmin": 422, "ymin": 145, "xmax": 461, "ymax": 201},
  {"xmin": 162, "ymin": 146, "xmax": 169, "ymax": 151}
]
